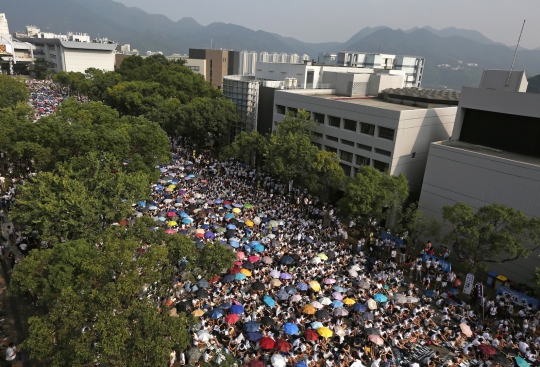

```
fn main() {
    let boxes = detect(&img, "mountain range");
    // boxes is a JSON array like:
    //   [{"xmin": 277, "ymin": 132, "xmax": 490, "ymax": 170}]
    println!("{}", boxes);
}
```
[{"xmin": 3, "ymin": 0, "xmax": 540, "ymax": 90}]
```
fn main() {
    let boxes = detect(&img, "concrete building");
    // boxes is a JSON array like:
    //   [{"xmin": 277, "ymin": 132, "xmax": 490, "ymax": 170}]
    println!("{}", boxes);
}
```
[
  {"xmin": 272, "ymin": 82, "xmax": 459, "ymax": 190},
  {"xmin": 419, "ymin": 70, "xmax": 540, "ymax": 283},
  {"xmin": 0, "ymin": 14, "xmax": 34, "ymax": 75},
  {"xmin": 239, "ymin": 50, "xmax": 258, "ymax": 75},
  {"xmin": 188, "ymin": 48, "xmax": 240, "ymax": 89},
  {"xmin": 318, "ymin": 52, "xmax": 338, "ymax": 66},
  {"xmin": 337, "ymin": 52, "xmax": 425, "ymax": 88}
]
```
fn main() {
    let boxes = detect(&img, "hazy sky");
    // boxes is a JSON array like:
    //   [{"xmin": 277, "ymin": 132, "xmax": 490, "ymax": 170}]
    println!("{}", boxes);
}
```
[{"xmin": 115, "ymin": 0, "xmax": 539, "ymax": 48}]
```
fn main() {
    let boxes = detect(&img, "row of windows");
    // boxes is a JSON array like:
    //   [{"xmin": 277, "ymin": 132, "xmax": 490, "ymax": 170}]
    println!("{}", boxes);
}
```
[
  {"xmin": 276, "ymin": 105, "xmax": 395, "ymax": 141},
  {"xmin": 313, "ymin": 141, "xmax": 390, "ymax": 175},
  {"xmin": 322, "ymin": 136, "xmax": 392, "ymax": 158}
]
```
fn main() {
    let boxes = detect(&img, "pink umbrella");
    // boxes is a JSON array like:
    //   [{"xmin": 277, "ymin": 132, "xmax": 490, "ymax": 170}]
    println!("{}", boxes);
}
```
[
  {"xmin": 165, "ymin": 229, "xmax": 176, "ymax": 234},
  {"xmin": 248, "ymin": 256, "xmax": 260, "ymax": 263},
  {"xmin": 237, "ymin": 252, "xmax": 246, "ymax": 260},
  {"xmin": 368, "ymin": 334, "xmax": 385, "ymax": 346},
  {"xmin": 167, "ymin": 212, "xmax": 177, "ymax": 217},
  {"xmin": 290, "ymin": 295, "xmax": 302, "ymax": 303},
  {"xmin": 332, "ymin": 292, "xmax": 343, "ymax": 300},
  {"xmin": 323, "ymin": 278, "xmax": 336, "ymax": 284},
  {"xmin": 234, "ymin": 261, "xmax": 243, "ymax": 266}
]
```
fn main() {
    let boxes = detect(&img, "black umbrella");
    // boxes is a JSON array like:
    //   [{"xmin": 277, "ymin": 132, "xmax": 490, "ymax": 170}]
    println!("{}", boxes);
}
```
[
  {"xmin": 365, "ymin": 328, "xmax": 381, "ymax": 336},
  {"xmin": 362, "ymin": 312, "xmax": 374, "ymax": 320},
  {"xmin": 195, "ymin": 289, "xmax": 209, "ymax": 298},
  {"xmin": 289, "ymin": 254, "xmax": 300, "ymax": 261},
  {"xmin": 341, "ymin": 318, "xmax": 353, "ymax": 327},
  {"xmin": 225, "ymin": 230, "xmax": 236, "ymax": 239},
  {"xmin": 242, "ymin": 262, "xmax": 254, "ymax": 270},
  {"xmin": 280, "ymin": 256, "xmax": 294, "ymax": 265},
  {"xmin": 260, "ymin": 316, "xmax": 275, "ymax": 326},
  {"xmin": 236, "ymin": 222, "xmax": 245, "ymax": 228},
  {"xmin": 252, "ymin": 281, "xmax": 265, "ymax": 291},
  {"xmin": 315, "ymin": 310, "xmax": 330, "ymax": 320},
  {"xmin": 200, "ymin": 186, "xmax": 209, "ymax": 192},
  {"xmin": 326, "ymin": 251, "xmax": 336, "ymax": 260},
  {"xmin": 176, "ymin": 301, "xmax": 191, "ymax": 312},
  {"xmin": 229, "ymin": 218, "xmax": 239, "ymax": 225}
]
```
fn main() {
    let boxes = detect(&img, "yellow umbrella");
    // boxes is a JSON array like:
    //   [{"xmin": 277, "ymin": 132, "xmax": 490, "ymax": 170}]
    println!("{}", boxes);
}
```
[
  {"xmin": 196, "ymin": 228, "xmax": 205, "ymax": 234},
  {"xmin": 232, "ymin": 208, "xmax": 241, "ymax": 214},
  {"xmin": 271, "ymin": 279, "xmax": 282, "ymax": 287},
  {"xmin": 302, "ymin": 304, "xmax": 317, "ymax": 315},
  {"xmin": 343, "ymin": 298, "xmax": 356, "ymax": 305},
  {"xmin": 245, "ymin": 220, "xmax": 254, "ymax": 227},
  {"xmin": 165, "ymin": 187, "xmax": 174, "ymax": 192},
  {"xmin": 192, "ymin": 309, "xmax": 205, "ymax": 317},
  {"xmin": 240, "ymin": 269, "xmax": 252, "ymax": 276},
  {"xmin": 318, "ymin": 327, "xmax": 333, "ymax": 338},
  {"xmin": 168, "ymin": 184, "xmax": 176, "ymax": 189},
  {"xmin": 317, "ymin": 253, "xmax": 328, "ymax": 260},
  {"xmin": 167, "ymin": 221, "xmax": 178, "ymax": 227},
  {"xmin": 309, "ymin": 280, "xmax": 321, "ymax": 292}
]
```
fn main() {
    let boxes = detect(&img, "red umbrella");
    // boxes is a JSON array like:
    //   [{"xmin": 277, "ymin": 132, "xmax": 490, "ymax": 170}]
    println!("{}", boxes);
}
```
[
  {"xmin": 304, "ymin": 329, "xmax": 319, "ymax": 341},
  {"xmin": 225, "ymin": 314, "xmax": 240, "ymax": 324},
  {"xmin": 224, "ymin": 200, "xmax": 232, "ymax": 205},
  {"xmin": 478, "ymin": 344, "xmax": 497, "ymax": 355},
  {"xmin": 275, "ymin": 339, "xmax": 292, "ymax": 352},
  {"xmin": 248, "ymin": 255, "xmax": 260, "ymax": 263},
  {"xmin": 229, "ymin": 267, "xmax": 241, "ymax": 274},
  {"xmin": 259, "ymin": 337, "xmax": 275, "ymax": 350},
  {"xmin": 248, "ymin": 360, "xmax": 265, "ymax": 367},
  {"xmin": 210, "ymin": 275, "xmax": 220, "ymax": 283}
]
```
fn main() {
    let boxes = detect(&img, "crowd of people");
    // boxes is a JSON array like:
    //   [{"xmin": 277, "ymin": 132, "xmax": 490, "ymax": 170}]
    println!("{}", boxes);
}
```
[{"xmin": 26, "ymin": 79, "xmax": 88, "ymax": 121}]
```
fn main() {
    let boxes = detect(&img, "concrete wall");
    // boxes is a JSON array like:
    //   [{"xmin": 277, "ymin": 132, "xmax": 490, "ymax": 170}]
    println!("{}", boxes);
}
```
[
  {"xmin": 206, "ymin": 49, "xmax": 228, "ymax": 89},
  {"xmin": 62, "ymin": 47, "xmax": 115, "ymax": 72},
  {"xmin": 419, "ymin": 141, "xmax": 540, "ymax": 283}
]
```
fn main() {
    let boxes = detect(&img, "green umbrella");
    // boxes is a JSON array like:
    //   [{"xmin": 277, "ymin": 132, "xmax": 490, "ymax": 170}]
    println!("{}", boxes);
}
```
[
  {"xmin": 244, "ymin": 203, "xmax": 253, "ymax": 209},
  {"xmin": 216, "ymin": 227, "xmax": 226, "ymax": 233}
]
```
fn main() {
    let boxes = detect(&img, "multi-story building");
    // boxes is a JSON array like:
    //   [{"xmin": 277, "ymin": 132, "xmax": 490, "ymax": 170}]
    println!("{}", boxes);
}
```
[
  {"xmin": 419, "ymin": 69, "xmax": 540, "ymax": 283},
  {"xmin": 317, "ymin": 52, "xmax": 338, "ymax": 66},
  {"xmin": 0, "ymin": 14, "xmax": 34, "ymax": 74},
  {"xmin": 337, "ymin": 52, "xmax": 425, "ymax": 88},
  {"xmin": 272, "ymin": 80, "xmax": 459, "ymax": 190},
  {"xmin": 239, "ymin": 51, "xmax": 258, "ymax": 75},
  {"xmin": 188, "ymin": 48, "xmax": 240, "ymax": 89}
]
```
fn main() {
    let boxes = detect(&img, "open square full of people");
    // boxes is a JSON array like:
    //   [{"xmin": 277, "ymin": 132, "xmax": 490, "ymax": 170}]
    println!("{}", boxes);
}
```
[
  {"xmin": 3, "ymin": 137, "xmax": 540, "ymax": 367},
  {"xmin": 26, "ymin": 79, "xmax": 88, "ymax": 121}
]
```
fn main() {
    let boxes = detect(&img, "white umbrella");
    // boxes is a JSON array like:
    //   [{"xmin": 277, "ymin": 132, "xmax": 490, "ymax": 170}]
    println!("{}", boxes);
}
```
[
  {"xmin": 367, "ymin": 299, "xmax": 377, "ymax": 310},
  {"xmin": 271, "ymin": 354, "xmax": 286, "ymax": 367},
  {"xmin": 394, "ymin": 293, "xmax": 407, "ymax": 304},
  {"xmin": 406, "ymin": 296, "xmax": 420, "ymax": 303},
  {"xmin": 319, "ymin": 297, "xmax": 332, "ymax": 305},
  {"xmin": 311, "ymin": 257, "xmax": 322, "ymax": 264},
  {"xmin": 310, "ymin": 301, "xmax": 324, "ymax": 309},
  {"xmin": 350, "ymin": 265, "xmax": 361, "ymax": 271},
  {"xmin": 164, "ymin": 199, "xmax": 173, "ymax": 204},
  {"xmin": 196, "ymin": 330, "xmax": 212, "ymax": 342},
  {"xmin": 267, "ymin": 234, "xmax": 276, "ymax": 239},
  {"xmin": 253, "ymin": 216, "xmax": 261, "ymax": 225},
  {"xmin": 290, "ymin": 295, "xmax": 302, "ymax": 303},
  {"xmin": 348, "ymin": 269, "xmax": 358, "ymax": 277}
]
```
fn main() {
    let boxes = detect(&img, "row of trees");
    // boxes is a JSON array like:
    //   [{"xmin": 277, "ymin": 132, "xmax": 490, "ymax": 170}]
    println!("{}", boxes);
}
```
[{"xmin": 53, "ymin": 55, "xmax": 239, "ymax": 147}]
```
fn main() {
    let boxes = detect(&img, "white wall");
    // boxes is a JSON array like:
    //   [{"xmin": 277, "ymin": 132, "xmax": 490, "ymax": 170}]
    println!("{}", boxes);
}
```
[{"xmin": 62, "ymin": 47, "xmax": 115, "ymax": 72}]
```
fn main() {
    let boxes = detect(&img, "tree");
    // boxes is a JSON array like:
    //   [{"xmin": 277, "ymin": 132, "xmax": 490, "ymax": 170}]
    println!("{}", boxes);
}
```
[
  {"xmin": 197, "ymin": 242, "xmax": 237, "ymax": 278},
  {"xmin": 10, "ymin": 222, "xmax": 198, "ymax": 366},
  {"xmin": 222, "ymin": 130, "xmax": 269, "ymax": 166},
  {"xmin": 338, "ymin": 165, "xmax": 409, "ymax": 221},
  {"xmin": 53, "ymin": 71, "xmax": 85, "ymax": 96},
  {"xmin": 0, "ymin": 74, "xmax": 29, "ymax": 108},
  {"xmin": 105, "ymin": 81, "xmax": 164, "ymax": 116},
  {"xmin": 310, "ymin": 150, "xmax": 347, "ymax": 200},
  {"xmin": 33, "ymin": 59, "xmax": 56, "ymax": 79},
  {"xmin": 392, "ymin": 202, "xmax": 441, "ymax": 246},
  {"xmin": 443, "ymin": 202, "xmax": 532, "ymax": 271}
]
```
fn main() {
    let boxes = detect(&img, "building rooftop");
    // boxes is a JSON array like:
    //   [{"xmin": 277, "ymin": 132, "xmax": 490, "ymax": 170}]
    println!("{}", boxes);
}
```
[
  {"xmin": 438, "ymin": 140, "xmax": 540, "ymax": 167},
  {"xmin": 380, "ymin": 87, "xmax": 460, "ymax": 107},
  {"xmin": 298, "ymin": 93, "xmax": 423, "ymax": 110}
]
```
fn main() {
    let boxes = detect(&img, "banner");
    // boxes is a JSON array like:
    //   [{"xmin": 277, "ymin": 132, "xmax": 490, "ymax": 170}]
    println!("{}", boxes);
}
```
[
  {"xmin": 379, "ymin": 231, "xmax": 404, "ymax": 248},
  {"xmin": 478, "ymin": 283, "xmax": 484, "ymax": 307},
  {"xmin": 497, "ymin": 285, "xmax": 539, "ymax": 308},
  {"xmin": 463, "ymin": 273, "xmax": 475, "ymax": 295},
  {"xmin": 422, "ymin": 254, "xmax": 451, "ymax": 272}
]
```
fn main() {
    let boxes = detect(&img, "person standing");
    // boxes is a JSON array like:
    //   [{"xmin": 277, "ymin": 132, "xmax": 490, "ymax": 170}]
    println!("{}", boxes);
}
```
[{"xmin": 5, "ymin": 342, "xmax": 17, "ymax": 365}]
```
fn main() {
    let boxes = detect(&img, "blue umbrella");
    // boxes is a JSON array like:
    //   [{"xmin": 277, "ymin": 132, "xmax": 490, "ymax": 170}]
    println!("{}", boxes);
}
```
[
  {"xmin": 197, "ymin": 279, "xmax": 209, "ymax": 288},
  {"xmin": 310, "ymin": 321, "xmax": 324, "ymax": 329},
  {"xmin": 214, "ymin": 199, "xmax": 223, "ymax": 204},
  {"xmin": 374, "ymin": 294, "xmax": 387, "ymax": 302},
  {"xmin": 224, "ymin": 213, "xmax": 234, "ymax": 219},
  {"xmin": 227, "ymin": 224, "xmax": 237, "ymax": 230},
  {"xmin": 204, "ymin": 232, "xmax": 215, "ymax": 239},
  {"xmin": 179, "ymin": 212, "xmax": 189, "ymax": 218},
  {"xmin": 276, "ymin": 291, "xmax": 289, "ymax": 300},
  {"xmin": 280, "ymin": 273, "xmax": 293, "ymax": 280},
  {"xmin": 280, "ymin": 256, "xmax": 294, "ymax": 265},
  {"xmin": 284, "ymin": 323, "xmax": 299, "ymax": 335},
  {"xmin": 224, "ymin": 204, "xmax": 232, "ymax": 209},
  {"xmin": 200, "ymin": 224, "xmax": 210, "ymax": 229},
  {"xmin": 297, "ymin": 362, "xmax": 308, "ymax": 367},
  {"xmin": 219, "ymin": 303, "xmax": 232, "ymax": 310},
  {"xmin": 209, "ymin": 309, "xmax": 224, "ymax": 319},
  {"xmin": 446, "ymin": 288, "xmax": 459, "ymax": 295},
  {"xmin": 223, "ymin": 274, "xmax": 235, "ymax": 282},
  {"xmin": 246, "ymin": 331, "xmax": 262, "ymax": 342},
  {"xmin": 249, "ymin": 241, "xmax": 261, "ymax": 247},
  {"xmin": 297, "ymin": 282, "xmax": 309, "ymax": 291},
  {"xmin": 333, "ymin": 286, "xmax": 347, "ymax": 292},
  {"xmin": 230, "ymin": 305, "xmax": 245, "ymax": 314},
  {"xmin": 181, "ymin": 218, "xmax": 192, "ymax": 224},
  {"xmin": 263, "ymin": 295, "xmax": 276, "ymax": 307},
  {"xmin": 243, "ymin": 322, "xmax": 260, "ymax": 332},
  {"xmin": 261, "ymin": 217, "xmax": 270, "ymax": 223},
  {"xmin": 446, "ymin": 298, "xmax": 459, "ymax": 306},
  {"xmin": 230, "ymin": 240, "xmax": 240, "ymax": 248},
  {"xmin": 516, "ymin": 356, "xmax": 530, "ymax": 367},
  {"xmin": 423, "ymin": 290, "xmax": 437, "ymax": 297},
  {"xmin": 285, "ymin": 286, "xmax": 298, "ymax": 295},
  {"xmin": 235, "ymin": 273, "xmax": 247, "ymax": 281},
  {"xmin": 252, "ymin": 244, "xmax": 265, "ymax": 252},
  {"xmin": 353, "ymin": 304, "xmax": 367, "ymax": 312},
  {"xmin": 331, "ymin": 300, "xmax": 344, "ymax": 308}
]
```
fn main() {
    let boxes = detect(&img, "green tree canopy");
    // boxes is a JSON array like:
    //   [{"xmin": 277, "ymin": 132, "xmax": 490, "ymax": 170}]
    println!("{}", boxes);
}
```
[
  {"xmin": 392, "ymin": 202, "xmax": 441, "ymax": 245},
  {"xmin": 0, "ymin": 75, "xmax": 29, "ymax": 108},
  {"xmin": 443, "ymin": 202, "xmax": 536, "ymax": 271},
  {"xmin": 338, "ymin": 165, "xmax": 409, "ymax": 221}
]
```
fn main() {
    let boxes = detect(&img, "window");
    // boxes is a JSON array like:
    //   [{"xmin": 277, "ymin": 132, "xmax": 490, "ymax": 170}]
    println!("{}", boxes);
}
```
[
  {"xmin": 375, "ymin": 148, "xmax": 392, "ymax": 157},
  {"xmin": 356, "ymin": 155, "xmax": 370, "ymax": 166},
  {"xmin": 411, "ymin": 152, "xmax": 416, "ymax": 158},
  {"xmin": 373, "ymin": 160, "xmax": 389, "ymax": 172},
  {"xmin": 325, "ymin": 146, "xmax": 337, "ymax": 153},
  {"xmin": 313, "ymin": 113, "xmax": 325, "ymax": 124},
  {"xmin": 357, "ymin": 143, "xmax": 372, "ymax": 151},
  {"xmin": 360, "ymin": 122, "xmax": 375, "ymax": 135},
  {"xmin": 340, "ymin": 163, "xmax": 352, "ymax": 177},
  {"xmin": 276, "ymin": 105, "xmax": 286, "ymax": 114},
  {"xmin": 313, "ymin": 132, "xmax": 323, "ymax": 139},
  {"xmin": 378, "ymin": 127, "xmax": 395, "ymax": 140},
  {"xmin": 326, "ymin": 135, "xmax": 338, "ymax": 142},
  {"xmin": 187, "ymin": 66, "xmax": 200, "ymax": 72},
  {"xmin": 340, "ymin": 150, "xmax": 353, "ymax": 163},
  {"xmin": 344, "ymin": 119, "xmax": 357, "ymax": 131},
  {"xmin": 328, "ymin": 116, "xmax": 341, "ymax": 128},
  {"xmin": 313, "ymin": 142, "xmax": 322, "ymax": 149},
  {"xmin": 210, "ymin": 60, "xmax": 213, "ymax": 68},
  {"xmin": 288, "ymin": 107, "xmax": 298, "ymax": 115},
  {"xmin": 341, "ymin": 139, "xmax": 354, "ymax": 147}
]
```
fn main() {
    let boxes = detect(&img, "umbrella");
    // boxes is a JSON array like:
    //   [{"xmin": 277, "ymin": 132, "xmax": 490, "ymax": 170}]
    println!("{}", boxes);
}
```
[
  {"xmin": 235, "ymin": 273, "xmax": 247, "ymax": 281},
  {"xmin": 304, "ymin": 329, "xmax": 319, "ymax": 341},
  {"xmin": 269, "ymin": 220, "xmax": 279, "ymax": 227},
  {"xmin": 204, "ymin": 231, "xmax": 215, "ymax": 239},
  {"xmin": 290, "ymin": 294, "xmax": 302, "ymax": 303},
  {"xmin": 260, "ymin": 316, "xmax": 275, "ymax": 326},
  {"xmin": 365, "ymin": 328, "xmax": 381, "ymax": 336},
  {"xmin": 406, "ymin": 296, "xmax": 420, "ymax": 303},
  {"xmin": 271, "ymin": 354, "xmax": 286, "ymax": 367},
  {"xmin": 252, "ymin": 281, "xmax": 265, "ymax": 291},
  {"xmin": 358, "ymin": 280, "xmax": 370, "ymax": 289},
  {"xmin": 237, "ymin": 252, "xmax": 246, "ymax": 260},
  {"xmin": 319, "ymin": 297, "xmax": 332, "ymax": 305},
  {"xmin": 362, "ymin": 312, "xmax": 374, "ymax": 320},
  {"xmin": 165, "ymin": 229, "xmax": 176, "ymax": 234},
  {"xmin": 167, "ymin": 221, "xmax": 178, "ymax": 227},
  {"xmin": 248, "ymin": 360, "xmax": 265, "ymax": 367},
  {"xmin": 276, "ymin": 290, "xmax": 289, "ymax": 300},
  {"xmin": 263, "ymin": 295, "xmax": 276, "ymax": 307},
  {"xmin": 245, "ymin": 220, "xmax": 254, "ymax": 227},
  {"xmin": 209, "ymin": 309, "xmax": 224, "ymax": 319},
  {"xmin": 310, "ymin": 281, "xmax": 321, "ymax": 292},
  {"xmin": 302, "ymin": 304, "xmax": 317, "ymax": 315},
  {"xmin": 280, "ymin": 256, "xmax": 294, "ymax": 265},
  {"xmin": 223, "ymin": 274, "xmax": 235, "ymax": 282},
  {"xmin": 195, "ymin": 289, "xmax": 209, "ymax": 298},
  {"xmin": 280, "ymin": 273, "xmax": 293, "ymax": 280},
  {"xmin": 447, "ymin": 288, "xmax": 459, "ymax": 295},
  {"xmin": 192, "ymin": 309, "xmax": 205, "ymax": 317},
  {"xmin": 270, "ymin": 279, "xmax": 282, "ymax": 287},
  {"xmin": 248, "ymin": 255, "xmax": 260, "ymax": 263},
  {"xmin": 460, "ymin": 322, "xmax": 472, "ymax": 337},
  {"xmin": 348, "ymin": 269, "xmax": 358, "ymax": 277},
  {"xmin": 317, "ymin": 253, "xmax": 328, "ymax": 260},
  {"xmin": 310, "ymin": 301, "xmax": 324, "ymax": 309},
  {"xmin": 324, "ymin": 278, "xmax": 336, "ymax": 284},
  {"xmin": 297, "ymin": 282, "xmax": 309, "ymax": 291},
  {"xmin": 353, "ymin": 304, "xmax": 367, "ymax": 312},
  {"xmin": 225, "ymin": 314, "xmax": 240, "ymax": 324},
  {"xmin": 478, "ymin": 344, "xmax": 497, "ymax": 355},
  {"xmin": 275, "ymin": 339, "xmax": 292, "ymax": 352},
  {"xmin": 197, "ymin": 279, "xmax": 209, "ymax": 288},
  {"xmin": 445, "ymin": 298, "xmax": 459, "ymax": 306},
  {"xmin": 297, "ymin": 362, "xmax": 308, "ymax": 367},
  {"xmin": 334, "ymin": 308, "xmax": 349, "ymax": 316},
  {"xmin": 219, "ymin": 302, "xmax": 232, "ymax": 310},
  {"xmin": 252, "ymin": 244, "xmax": 265, "ymax": 252},
  {"xmin": 516, "ymin": 357, "xmax": 531, "ymax": 367},
  {"xmin": 315, "ymin": 310, "xmax": 330, "ymax": 320},
  {"xmin": 244, "ymin": 322, "xmax": 260, "ymax": 332},
  {"xmin": 310, "ymin": 321, "xmax": 324, "ymax": 329},
  {"xmin": 285, "ymin": 286, "xmax": 297, "ymax": 295},
  {"xmin": 283, "ymin": 323, "xmax": 299, "ymax": 335},
  {"xmin": 333, "ymin": 286, "xmax": 347, "ymax": 293},
  {"xmin": 423, "ymin": 289, "xmax": 437, "ymax": 297},
  {"xmin": 242, "ymin": 262, "xmax": 254, "ymax": 270},
  {"xmin": 331, "ymin": 300, "xmax": 344, "ymax": 308},
  {"xmin": 343, "ymin": 298, "xmax": 356, "ymax": 305},
  {"xmin": 367, "ymin": 299, "xmax": 377, "ymax": 310},
  {"xmin": 232, "ymin": 208, "xmax": 242, "ymax": 214},
  {"xmin": 196, "ymin": 330, "xmax": 212, "ymax": 342},
  {"xmin": 230, "ymin": 305, "xmax": 245, "ymax": 314},
  {"xmin": 246, "ymin": 332, "xmax": 263, "ymax": 342},
  {"xmin": 262, "ymin": 256, "xmax": 273, "ymax": 264},
  {"xmin": 259, "ymin": 337, "xmax": 275, "ymax": 350},
  {"xmin": 240, "ymin": 269, "xmax": 252, "ymax": 276},
  {"xmin": 368, "ymin": 334, "xmax": 385, "ymax": 345},
  {"xmin": 187, "ymin": 348, "xmax": 202, "ymax": 362},
  {"xmin": 270, "ymin": 270, "xmax": 281, "ymax": 279},
  {"xmin": 374, "ymin": 294, "xmax": 387, "ymax": 302},
  {"xmin": 317, "ymin": 327, "xmax": 333, "ymax": 338},
  {"xmin": 311, "ymin": 257, "xmax": 322, "ymax": 264},
  {"xmin": 332, "ymin": 292, "xmax": 343, "ymax": 300}
]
